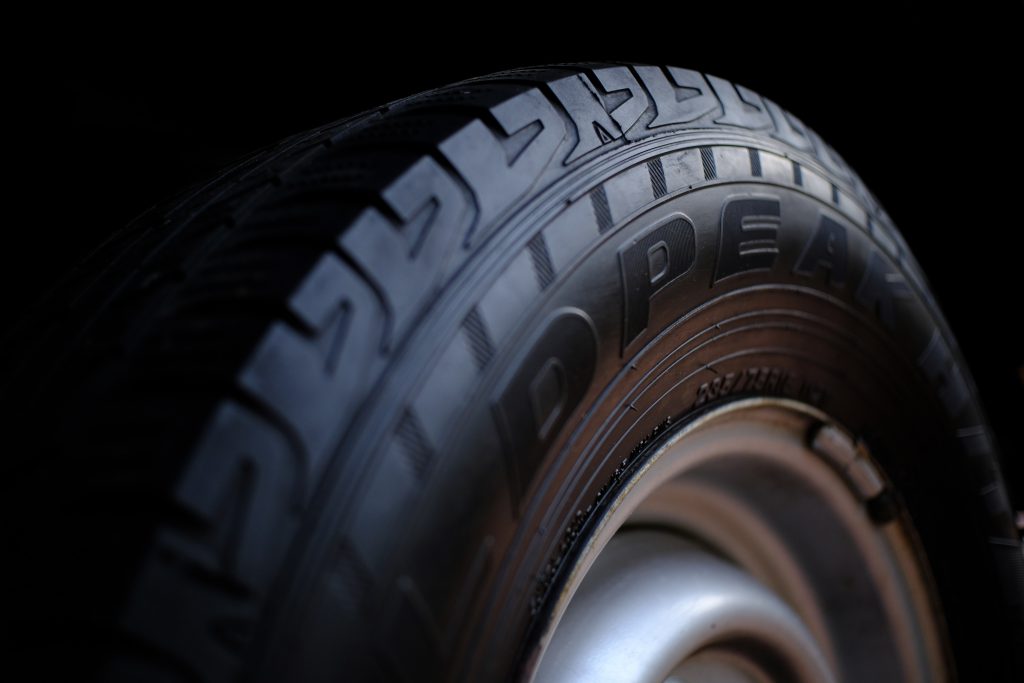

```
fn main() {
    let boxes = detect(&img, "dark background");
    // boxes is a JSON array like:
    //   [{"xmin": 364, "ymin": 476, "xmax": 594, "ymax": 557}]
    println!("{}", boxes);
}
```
[{"xmin": 16, "ymin": 9, "xmax": 1023, "ymax": 502}]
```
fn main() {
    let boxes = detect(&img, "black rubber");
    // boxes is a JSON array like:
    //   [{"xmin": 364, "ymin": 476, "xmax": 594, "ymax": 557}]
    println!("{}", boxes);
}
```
[{"xmin": 3, "ymin": 64, "xmax": 1022, "ymax": 681}]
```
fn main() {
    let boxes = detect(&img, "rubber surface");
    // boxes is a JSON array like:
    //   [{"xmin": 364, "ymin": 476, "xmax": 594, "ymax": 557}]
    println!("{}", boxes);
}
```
[{"xmin": 2, "ymin": 64, "xmax": 1021, "ymax": 681}]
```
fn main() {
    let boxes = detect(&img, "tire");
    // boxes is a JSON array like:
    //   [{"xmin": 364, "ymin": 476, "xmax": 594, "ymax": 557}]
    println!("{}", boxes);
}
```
[{"xmin": 3, "ymin": 64, "xmax": 1021, "ymax": 681}]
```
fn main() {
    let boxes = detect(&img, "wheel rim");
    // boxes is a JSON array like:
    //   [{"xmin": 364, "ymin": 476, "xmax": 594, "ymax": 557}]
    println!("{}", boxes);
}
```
[{"xmin": 530, "ymin": 399, "xmax": 948, "ymax": 683}]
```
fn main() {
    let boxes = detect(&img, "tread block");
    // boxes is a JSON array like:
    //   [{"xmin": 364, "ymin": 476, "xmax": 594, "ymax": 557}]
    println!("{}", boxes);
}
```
[
  {"xmin": 708, "ymin": 75, "xmax": 772, "ymax": 129},
  {"xmin": 239, "ymin": 254, "xmax": 383, "ymax": 471},
  {"xmin": 548, "ymin": 74, "xmax": 623, "ymax": 164},
  {"xmin": 341, "ymin": 156, "xmax": 474, "ymax": 348},
  {"xmin": 171, "ymin": 400, "xmax": 303, "ymax": 591},
  {"xmin": 589, "ymin": 66, "xmax": 648, "ymax": 139},
  {"xmin": 439, "ymin": 89, "xmax": 566, "ymax": 238},
  {"xmin": 634, "ymin": 66, "xmax": 719, "ymax": 128}
]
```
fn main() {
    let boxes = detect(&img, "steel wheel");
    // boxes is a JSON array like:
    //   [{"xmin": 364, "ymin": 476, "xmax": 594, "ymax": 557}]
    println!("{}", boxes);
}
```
[{"xmin": 532, "ymin": 399, "xmax": 948, "ymax": 682}]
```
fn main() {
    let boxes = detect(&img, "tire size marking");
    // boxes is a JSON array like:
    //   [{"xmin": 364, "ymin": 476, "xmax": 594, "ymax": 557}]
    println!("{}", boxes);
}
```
[{"xmin": 693, "ymin": 366, "xmax": 827, "ymax": 409}]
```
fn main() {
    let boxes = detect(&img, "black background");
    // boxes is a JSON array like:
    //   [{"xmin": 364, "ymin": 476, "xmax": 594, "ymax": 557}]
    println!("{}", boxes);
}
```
[{"xmin": 16, "ymin": 9, "xmax": 1023, "ymax": 500}]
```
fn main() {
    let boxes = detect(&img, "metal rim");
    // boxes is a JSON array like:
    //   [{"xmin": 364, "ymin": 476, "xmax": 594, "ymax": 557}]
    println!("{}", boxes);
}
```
[{"xmin": 529, "ymin": 399, "xmax": 948, "ymax": 683}]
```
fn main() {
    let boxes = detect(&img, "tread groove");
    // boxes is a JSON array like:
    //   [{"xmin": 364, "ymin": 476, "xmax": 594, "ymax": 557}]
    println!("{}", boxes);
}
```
[
  {"xmin": 648, "ymin": 158, "xmax": 668, "ymax": 198},
  {"xmin": 590, "ymin": 185, "xmax": 613, "ymax": 234},
  {"xmin": 748, "ymin": 148, "xmax": 762, "ymax": 177},
  {"xmin": 462, "ymin": 306, "xmax": 496, "ymax": 371},
  {"xmin": 700, "ymin": 146, "xmax": 717, "ymax": 180},
  {"xmin": 526, "ymin": 233, "xmax": 556, "ymax": 291},
  {"xmin": 395, "ymin": 410, "xmax": 435, "ymax": 481}
]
